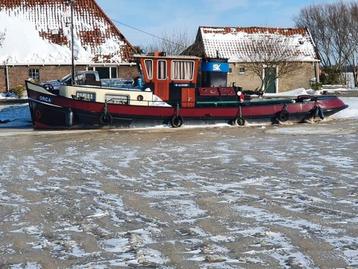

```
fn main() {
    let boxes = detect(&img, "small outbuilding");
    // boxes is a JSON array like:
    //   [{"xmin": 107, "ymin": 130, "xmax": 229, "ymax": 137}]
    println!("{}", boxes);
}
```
[
  {"xmin": 183, "ymin": 26, "xmax": 320, "ymax": 93},
  {"xmin": 0, "ymin": 0, "xmax": 137, "ymax": 93}
]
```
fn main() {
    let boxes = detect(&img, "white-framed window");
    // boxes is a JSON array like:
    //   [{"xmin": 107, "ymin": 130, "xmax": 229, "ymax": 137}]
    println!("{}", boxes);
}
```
[
  {"xmin": 144, "ymin": 60, "xmax": 153, "ymax": 79},
  {"xmin": 29, "ymin": 68, "xmax": 40, "ymax": 80},
  {"xmin": 157, "ymin": 60, "xmax": 167, "ymax": 80},
  {"xmin": 105, "ymin": 94, "xmax": 129, "ymax": 105},
  {"xmin": 171, "ymin": 60, "xmax": 194, "ymax": 80},
  {"xmin": 75, "ymin": 91, "xmax": 96, "ymax": 102},
  {"xmin": 239, "ymin": 67, "xmax": 246, "ymax": 75}
]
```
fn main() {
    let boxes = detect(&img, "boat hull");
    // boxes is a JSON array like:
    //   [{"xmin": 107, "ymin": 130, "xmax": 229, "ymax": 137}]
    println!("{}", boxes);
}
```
[{"xmin": 26, "ymin": 81, "xmax": 348, "ymax": 129}]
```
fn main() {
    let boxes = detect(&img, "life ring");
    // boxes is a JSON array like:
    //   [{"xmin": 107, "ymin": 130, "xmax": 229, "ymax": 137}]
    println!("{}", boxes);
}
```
[
  {"xmin": 231, "ymin": 117, "xmax": 245, "ymax": 126},
  {"xmin": 170, "ymin": 116, "xmax": 183, "ymax": 128},
  {"xmin": 99, "ymin": 113, "xmax": 113, "ymax": 125}
]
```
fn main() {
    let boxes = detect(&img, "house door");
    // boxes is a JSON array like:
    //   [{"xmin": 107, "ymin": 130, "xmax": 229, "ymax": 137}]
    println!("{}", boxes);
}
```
[{"xmin": 264, "ymin": 67, "xmax": 277, "ymax": 93}]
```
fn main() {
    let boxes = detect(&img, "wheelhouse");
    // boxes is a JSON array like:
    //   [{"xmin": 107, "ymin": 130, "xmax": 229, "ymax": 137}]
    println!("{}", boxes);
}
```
[{"xmin": 135, "ymin": 53, "xmax": 201, "ymax": 106}]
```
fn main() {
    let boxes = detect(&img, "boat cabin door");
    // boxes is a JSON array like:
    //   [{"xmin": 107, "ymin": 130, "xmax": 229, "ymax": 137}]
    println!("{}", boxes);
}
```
[
  {"xmin": 154, "ymin": 59, "xmax": 170, "ymax": 101},
  {"xmin": 139, "ymin": 54, "xmax": 170, "ymax": 102}
]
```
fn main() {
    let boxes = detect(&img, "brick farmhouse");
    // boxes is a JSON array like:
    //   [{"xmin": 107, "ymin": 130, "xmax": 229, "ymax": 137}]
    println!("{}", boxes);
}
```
[
  {"xmin": 183, "ymin": 26, "xmax": 320, "ymax": 93},
  {"xmin": 0, "ymin": 0, "xmax": 137, "ymax": 93}
]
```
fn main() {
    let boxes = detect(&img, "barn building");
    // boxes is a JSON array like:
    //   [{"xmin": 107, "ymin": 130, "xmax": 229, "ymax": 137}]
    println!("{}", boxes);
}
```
[
  {"xmin": 0, "ymin": 0, "xmax": 137, "ymax": 93},
  {"xmin": 183, "ymin": 26, "xmax": 320, "ymax": 93}
]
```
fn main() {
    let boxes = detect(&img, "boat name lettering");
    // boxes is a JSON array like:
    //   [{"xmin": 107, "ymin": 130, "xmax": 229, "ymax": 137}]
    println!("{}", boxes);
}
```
[
  {"xmin": 174, "ymin": 83, "xmax": 190, "ymax": 87},
  {"xmin": 39, "ymin": 96, "xmax": 52, "ymax": 103}
]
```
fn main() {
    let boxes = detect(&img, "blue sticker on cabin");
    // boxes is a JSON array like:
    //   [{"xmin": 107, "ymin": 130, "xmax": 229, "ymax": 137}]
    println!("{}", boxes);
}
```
[{"xmin": 201, "ymin": 62, "xmax": 230, "ymax": 73}]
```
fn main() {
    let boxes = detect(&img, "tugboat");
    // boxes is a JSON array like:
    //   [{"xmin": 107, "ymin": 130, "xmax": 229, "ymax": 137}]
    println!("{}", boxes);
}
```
[{"xmin": 25, "ymin": 51, "xmax": 348, "ymax": 129}]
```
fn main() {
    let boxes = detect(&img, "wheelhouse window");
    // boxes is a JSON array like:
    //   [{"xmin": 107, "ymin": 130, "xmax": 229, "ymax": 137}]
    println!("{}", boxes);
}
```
[
  {"xmin": 172, "ymin": 61, "xmax": 194, "ymax": 80},
  {"xmin": 75, "ymin": 91, "xmax": 96, "ymax": 102},
  {"xmin": 144, "ymin": 60, "xmax": 153, "ymax": 79},
  {"xmin": 29, "ymin": 68, "xmax": 40, "ymax": 80},
  {"xmin": 158, "ymin": 60, "xmax": 167, "ymax": 80}
]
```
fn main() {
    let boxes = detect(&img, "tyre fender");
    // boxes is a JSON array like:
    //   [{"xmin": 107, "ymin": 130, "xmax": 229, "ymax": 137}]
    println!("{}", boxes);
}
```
[
  {"xmin": 231, "ymin": 117, "xmax": 245, "ymax": 126},
  {"xmin": 99, "ymin": 113, "xmax": 113, "ymax": 125},
  {"xmin": 277, "ymin": 110, "xmax": 289, "ymax": 122},
  {"xmin": 170, "ymin": 116, "xmax": 183, "ymax": 128}
]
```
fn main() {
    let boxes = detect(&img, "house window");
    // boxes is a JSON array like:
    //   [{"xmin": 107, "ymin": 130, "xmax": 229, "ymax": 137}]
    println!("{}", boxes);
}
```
[
  {"xmin": 145, "ymin": 60, "xmax": 153, "ymax": 79},
  {"xmin": 228, "ymin": 67, "xmax": 232, "ymax": 74},
  {"xmin": 239, "ymin": 67, "xmax": 246, "ymax": 75},
  {"xmin": 28, "ymin": 68, "xmax": 40, "ymax": 80},
  {"xmin": 96, "ymin": 67, "xmax": 110, "ymax": 79},
  {"xmin": 158, "ymin": 60, "xmax": 167, "ymax": 80},
  {"xmin": 172, "ymin": 61, "xmax": 194, "ymax": 80}
]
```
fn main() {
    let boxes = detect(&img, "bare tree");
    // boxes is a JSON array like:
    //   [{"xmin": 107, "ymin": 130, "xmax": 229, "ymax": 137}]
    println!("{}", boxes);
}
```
[
  {"xmin": 247, "ymin": 35, "xmax": 298, "ymax": 93},
  {"xmin": 144, "ymin": 30, "xmax": 193, "ymax": 55},
  {"xmin": 295, "ymin": 2, "xmax": 358, "ymax": 85}
]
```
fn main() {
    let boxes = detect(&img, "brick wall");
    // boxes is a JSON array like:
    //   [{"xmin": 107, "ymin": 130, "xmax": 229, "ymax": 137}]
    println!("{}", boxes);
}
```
[
  {"xmin": 117, "ymin": 65, "xmax": 140, "ymax": 79},
  {"xmin": 279, "ymin": 62, "xmax": 317, "ymax": 91},
  {"xmin": 228, "ymin": 62, "xmax": 318, "ymax": 93},
  {"xmin": 0, "ymin": 65, "xmax": 138, "ymax": 93},
  {"xmin": 228, "ymin": 63, "xmax": 262, "ymax": 91}
]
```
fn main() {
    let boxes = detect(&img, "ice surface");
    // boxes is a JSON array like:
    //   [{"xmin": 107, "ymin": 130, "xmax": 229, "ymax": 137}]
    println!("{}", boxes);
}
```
[{"xmin": 0, "ymin": 99, "xmax": 357, "ymax": 268}]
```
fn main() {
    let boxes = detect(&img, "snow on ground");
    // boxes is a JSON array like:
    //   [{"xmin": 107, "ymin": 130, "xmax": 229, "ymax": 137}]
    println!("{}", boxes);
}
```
[{"xmin": 264, "ymin": 88, "xmax": 318, "ymax": 97}]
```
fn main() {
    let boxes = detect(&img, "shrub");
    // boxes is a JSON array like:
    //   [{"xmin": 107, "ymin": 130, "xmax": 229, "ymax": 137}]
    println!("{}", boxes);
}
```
[
  {"xmin": 11, "ymin": 85, "xmax": 25, "ymax": 98},
  {"xmin": 310, "ymin": 82, "xmax": 322, "ymax": 91}
]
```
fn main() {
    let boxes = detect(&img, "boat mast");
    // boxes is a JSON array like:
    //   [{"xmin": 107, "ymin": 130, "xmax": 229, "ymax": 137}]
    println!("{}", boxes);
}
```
[{"xmin": 67, "ymin": 0, "xmax": 76, "ymax": 85}]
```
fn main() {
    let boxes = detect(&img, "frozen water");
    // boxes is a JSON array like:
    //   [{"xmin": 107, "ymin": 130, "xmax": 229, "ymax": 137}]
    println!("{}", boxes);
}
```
[{"xmin": 0, "ymin": 100, "xmax": 357, "ymax": 268}]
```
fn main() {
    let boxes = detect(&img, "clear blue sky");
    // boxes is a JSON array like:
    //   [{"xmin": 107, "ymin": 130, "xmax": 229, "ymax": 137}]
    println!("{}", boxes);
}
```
[{"xmin": 96, "ymin": 0, "xmax": 349, "ymax": 47}]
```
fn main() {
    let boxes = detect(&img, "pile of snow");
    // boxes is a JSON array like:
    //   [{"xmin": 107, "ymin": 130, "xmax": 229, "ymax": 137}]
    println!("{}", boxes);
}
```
[
  {"xmin": 0, "ymin": 92, "xmax": 17, "ymax": 100},
  {"xmin": 264, "ymin": 88, "xmax": 318, "ymax": 97}
]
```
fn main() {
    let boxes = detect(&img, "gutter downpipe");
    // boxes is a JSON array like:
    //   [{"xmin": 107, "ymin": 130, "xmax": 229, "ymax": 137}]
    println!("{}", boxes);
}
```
[
  {"xmin": 5, "ymin": 65, "xmax": 9, "ymax": 92},
  {"xmin": 315, "ymin": 61, "xmax": 320, "ymax": 83}
]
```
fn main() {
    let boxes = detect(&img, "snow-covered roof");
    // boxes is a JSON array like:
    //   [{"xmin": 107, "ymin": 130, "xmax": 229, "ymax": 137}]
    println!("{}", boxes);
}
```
[
  {"xmin": 0, "ymin": 0, "xmax": 134, "ymax": 65},
  {"xmin": 184, "ymin": 26, "xmax": 319, "ymax": 63}
]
